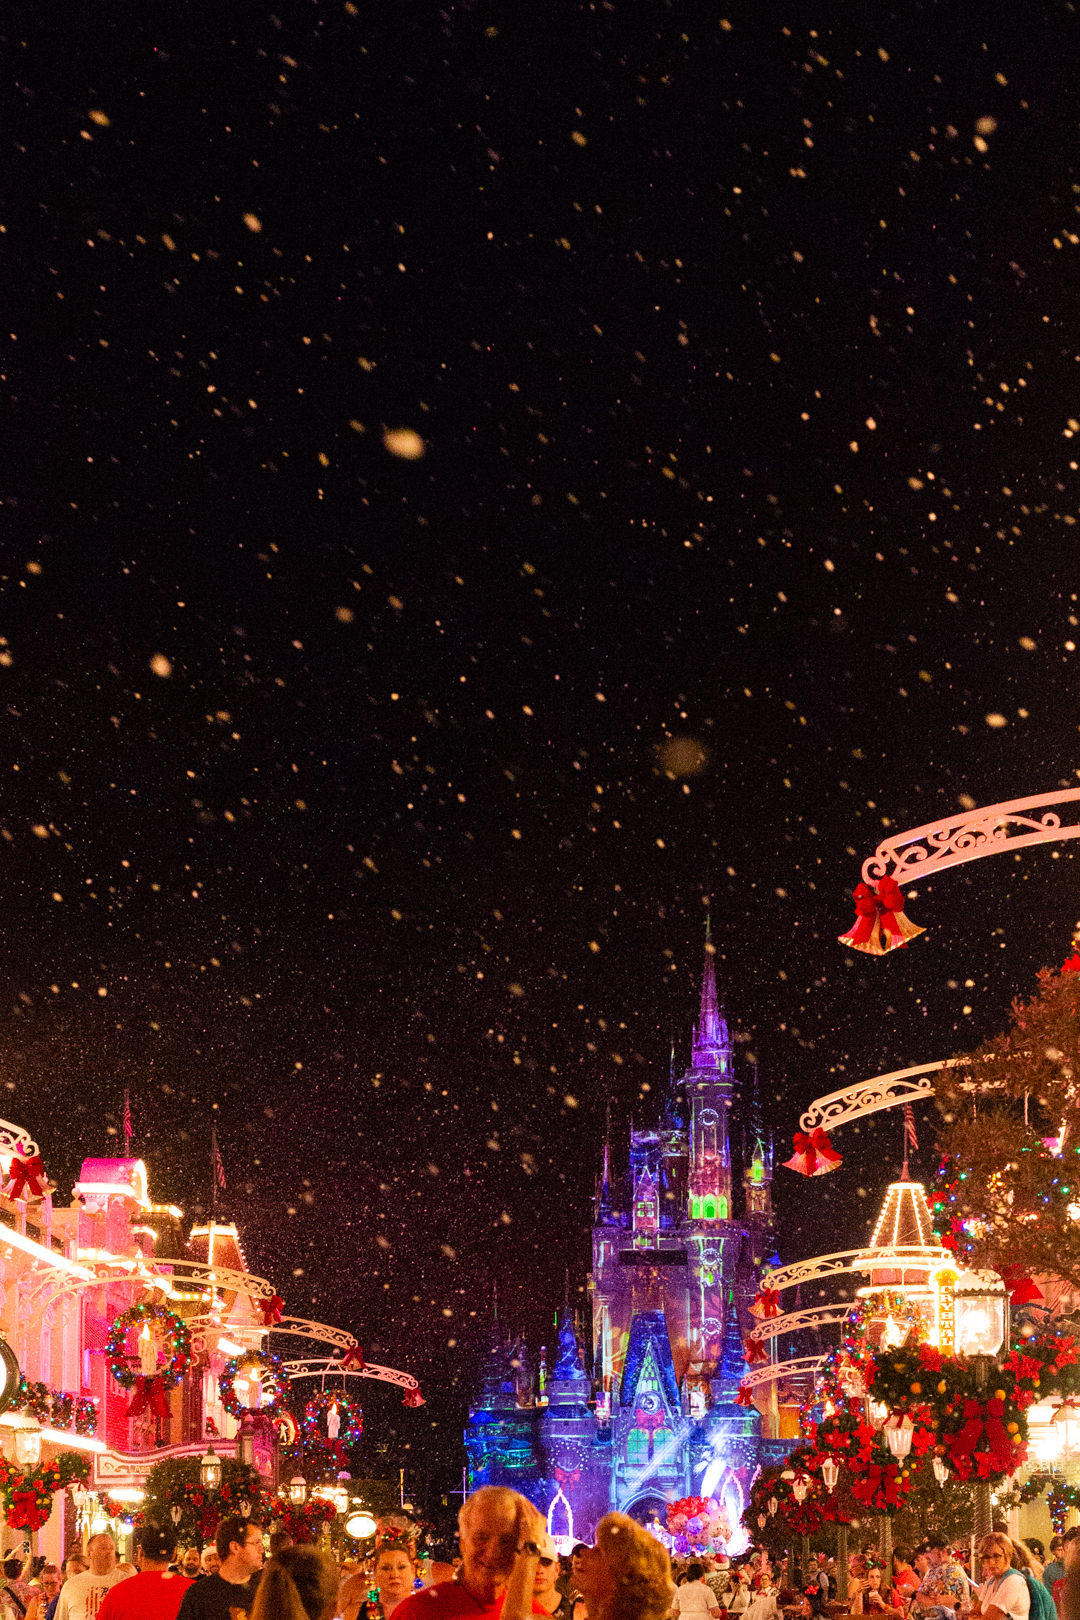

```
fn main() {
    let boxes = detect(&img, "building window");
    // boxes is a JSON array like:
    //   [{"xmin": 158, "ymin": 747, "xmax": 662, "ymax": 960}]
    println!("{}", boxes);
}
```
[
  {"xmin": 690, "ymin": 1195, "xmax": 703, "ymax": 1219},
  {"xmin": 703, "ymin": 1197, "xmax": 716, "ymax": 1220},
  {"xmin": 654, "ymin": 1426, "xmax": 673, "ymax": 1459},
  {"xmin": 627, "ymin": 1428, "xmax": 649, "ymax": 1466},
  {"xmin": 718, "ymin": 1196, "xmax": 728, "ymax": 1219}
]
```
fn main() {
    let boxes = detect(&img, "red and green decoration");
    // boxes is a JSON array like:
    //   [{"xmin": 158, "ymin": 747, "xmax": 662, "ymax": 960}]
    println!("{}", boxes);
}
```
[
  {"xmin": 276, "ymin": 1494, "xmax": 337, "ymax": 1543},
  {"xmin": 219, "ymin": 1351, "xmax": 288, "ymax": 1420},
  {"xmin": 16, "ymin": 1378, "xmax": 97, "ymax": 1437},
  {"xmin": 100, "ymin": 1494, "xmax": 138, "ymax": 1523},
  {"xmin": 106, "ymin": 1300, "xmax": 192, "ymax": 1423},
  {"xmin": 0, "ymin": 1452, "xmax": 89, "ymax": 1533},
  {"xmin": 743, "ymin": 1449, "xmax": 830, "ymax": 1540},
  {"xmin": 302, "ymin": 1389, "xmax": 363, "ymax": 1459},
  {"xmin": 142, "ymin": 1456, "xmax": 269, "ymax": 1546}
]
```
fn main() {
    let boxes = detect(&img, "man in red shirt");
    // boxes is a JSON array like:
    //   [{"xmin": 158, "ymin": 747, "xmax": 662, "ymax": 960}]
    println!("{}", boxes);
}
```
[
  {"xmin": 394, "ymin": 1487, "xmax": 550, "ymax": 1620},
  {"xmin": 98, "ymin": 1523, "xmax": 192, "ymax": 1620}
]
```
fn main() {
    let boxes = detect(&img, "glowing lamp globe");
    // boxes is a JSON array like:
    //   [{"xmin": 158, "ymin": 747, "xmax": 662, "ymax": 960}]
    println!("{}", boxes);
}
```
[
  {"xmin": 932, "ymin": 1457, "xmax": 950, "ymax": 1488},
  {"xmin": 767, "ymin": 1495, "xmax": 779, "ymax": 1517},
  {"xmin": 953, "ymin": 1270, "xmax": 1007, "ymax": 1358},
  {"xmin": 345, "ymin": 1510, "xmax": 377, "ymax": 1539},
  {"xmin": 884, "ymin": 1415, "xmax": 914, "ymax": 1461},
  {"xmin": 821, "ymin": 1457, "xmax": 840, "ymax": 1494},
  {"xmin": 791, "ymin": 1476, "xmax": 809, "ymax": 1504},
  {"xmin": 200, "ymin": 1446, "xmax": 222, "ymax": 1491},
  {"xmin": 288, "ymin": 1475, "xmax": 307, "ymax": 1506},
  {"xmin": 1054, "ymin": 1400, "xmax": 1080, "ymax": 1459}
]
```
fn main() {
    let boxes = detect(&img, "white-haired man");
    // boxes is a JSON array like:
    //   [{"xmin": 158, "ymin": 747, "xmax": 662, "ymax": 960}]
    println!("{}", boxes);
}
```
[{"xmin": 394, "ymin": 1487, "xmax": 549, "ymax": 1620}]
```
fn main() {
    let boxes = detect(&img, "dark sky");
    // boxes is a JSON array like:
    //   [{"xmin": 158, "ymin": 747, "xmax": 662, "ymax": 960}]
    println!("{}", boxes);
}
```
[{"xmin": 4, "ymin": 0, "xmax": 1080, "ymax": 1489}]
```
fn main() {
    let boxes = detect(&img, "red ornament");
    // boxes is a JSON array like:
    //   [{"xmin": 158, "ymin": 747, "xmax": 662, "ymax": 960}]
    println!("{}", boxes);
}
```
[
  {"xmin": 401, "ymin": 1387, "xmax": 425, "ymax": 1407},
  {"xmin": 750, "ymin": 1285, "xmax": 780, "ymax": 1319},
  {"xmin": 1062, "ymin": 955, "xmax": 1080, "ymax": 974},
  {"xmin": 838, "ymin": 879, "xmax": 925, "ymax": 956},
  {"xmin": 341, "ymin": 1345, "xmax": 366, "ymax": 1371},
  {"xmin": 735, "ymin": 1383, "xmax": 755, "ymax": 1407},
  {"xmin": 743, "ymin": 1337, "xmax": 768, "ymax": 1366},
  {"xmin": 260, "ymin": 1294, "xmax": 284, "ymax": 1326},
  {"xmin": 783, "ymin": 1128, "xmax": 842, "ymax": 1178}
]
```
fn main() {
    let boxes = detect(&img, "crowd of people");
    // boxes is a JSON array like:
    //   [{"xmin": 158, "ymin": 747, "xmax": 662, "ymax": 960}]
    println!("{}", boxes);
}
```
[{"xmin": 1, "ymin": 1488, "xmax": 1079, "ymax": 1620}]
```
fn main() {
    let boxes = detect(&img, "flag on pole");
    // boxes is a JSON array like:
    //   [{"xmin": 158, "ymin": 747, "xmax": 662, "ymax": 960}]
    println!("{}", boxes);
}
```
[
  {"xmin": 903, "ymin": 1104, "xmax": 919, "ymax": 1153},
  {"xmin": 211, "ymin": 1126, "xmax": 226, "ymax": 1194},
  {"xmin": 122, "ymin": 1089, "xmax": 132, "ymax": 1151}
]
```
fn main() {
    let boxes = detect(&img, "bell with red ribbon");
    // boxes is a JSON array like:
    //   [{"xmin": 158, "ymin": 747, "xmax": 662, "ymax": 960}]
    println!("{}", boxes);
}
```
[
  {"xmin": 125, "ymin": 1375, "xmax": 170, "ymax": 1423},
  {"xmin": 749, "ymin": 1284, "xmax": 780, "ymax": 1320},
  {"xmin": 6, "ymin": 1152, "xmax": 50, "ymax": 1202},
  {"xmin": 734, "ymin": 1382, "xmax": 755, "ymax": 1407},
  {"xmin": 743, "ymin": 1337, "xmax": 768, "ymax": 1366},
  {"xmin": 839, "ymin": 878, "xmax": 925, "ymax": 956},
  {"xmin": 401, "ymin": 1387, "xmax": 425, "ymax": 1407},
  {"xmin": 341, "ymin": 1345, "xmax": 366, "ymax": 1371},
  {"xmin": 260, "ymin": 1294, "xmax": 284, "ymax": 1327},
  {"xmin": 783, "ymin": 1127, "xmax": 843, "ymax": 1178}
]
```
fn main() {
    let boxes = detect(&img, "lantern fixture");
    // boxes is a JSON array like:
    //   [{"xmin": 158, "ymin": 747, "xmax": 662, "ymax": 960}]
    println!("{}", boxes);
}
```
[
  {"xmin": 170, "ymin": 1505, "xmax": 183, "ymax": 1526},
  {"xmin": 767, "ymin": 1495, "xmax": 779, "ymax": 1517},
  {"xmin": 757, "ymin": 1513, "xmax": 767, "ymax": 1530},
  {"xmin": 200, "ymin": 1445, "xmax": 223, "ymax": 1491},
  {"xmin": 821, "ymin": 1456, "xmax": 840, "ymax": 1494},
  {"xmin": 791, "ymin": 1476, "xmax": 809, "ymax": 1504},
  {"xmin": 884, "ymin": 1414, "xmax": 914, "ymax": 1461},
  {"xmin": 345, "ymin": 1509, "xmax": 378, "ymax": 1539},
  {"xmin": 13, "ymin": 1421, "xmax": 41, "ymax": 1468},
  {"xmin": 288, "ymin": 1475, "xmax": 307, "ymax": 1506},
  {"xmin": 239, "ymin": 1498, "xmax": 252, "ymax": 1518},
  {"xmin": 1054, "ymin": 1399, "xmax": 1080, "ymax": 1460},
  {"xmin": 868, "ymin": 1400, "xmax": 889, "ymax": 1431},
  {"xmin": 932, "ymin": 1456, "xmax": 949, "ymax": 1489},
  {"xmin": 953, "ymin": 1269, "xmax": 1008, "ymax": 1360}
]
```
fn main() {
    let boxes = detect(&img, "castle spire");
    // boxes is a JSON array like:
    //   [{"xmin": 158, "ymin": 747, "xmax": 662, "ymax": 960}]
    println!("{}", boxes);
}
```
[
  {"xmin": 691, "ymin": 923, "xmax": 731, "ymax": 1074},
  {"xmin": 598, "ymin": 1099, "xmax": 614, "ymax": 1221}
]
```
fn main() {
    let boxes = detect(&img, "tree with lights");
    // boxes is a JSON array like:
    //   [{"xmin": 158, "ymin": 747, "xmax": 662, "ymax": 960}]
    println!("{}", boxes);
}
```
[{"xmin": 934, "ymin": 959, "xmax": 1080, "ymax": 1292}]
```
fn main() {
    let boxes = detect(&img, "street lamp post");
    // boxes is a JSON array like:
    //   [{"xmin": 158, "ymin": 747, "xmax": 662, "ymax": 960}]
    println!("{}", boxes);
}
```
[
  {"xmin": 820, "ymin": 1455, "xmax": 848, "ymax": 1602},
  {"xmin": 953, "ymin": 1270, "xmax": 1008, "ymax": 1541}
]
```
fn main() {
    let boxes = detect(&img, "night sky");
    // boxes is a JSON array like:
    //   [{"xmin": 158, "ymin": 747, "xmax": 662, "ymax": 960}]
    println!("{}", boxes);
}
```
[{"xmin": 4, "ymin": 2, "xmax": 1080, "ymax": 1491}]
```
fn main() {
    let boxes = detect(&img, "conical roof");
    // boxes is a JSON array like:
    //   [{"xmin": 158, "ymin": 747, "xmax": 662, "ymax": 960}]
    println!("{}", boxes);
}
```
[{"xmin": 867, "ymin": 1178, "xmax": 936, "ymax": 1249}]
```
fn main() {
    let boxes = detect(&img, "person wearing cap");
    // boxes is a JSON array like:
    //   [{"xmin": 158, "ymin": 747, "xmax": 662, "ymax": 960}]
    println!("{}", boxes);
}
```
[
  {"xmin": 96, "ymin": 1524, "xmax": 191, "ymax": 1620},
  {"xmin": 532, "ymin": 1535, "xmax": 573, "ymax": 1620}
]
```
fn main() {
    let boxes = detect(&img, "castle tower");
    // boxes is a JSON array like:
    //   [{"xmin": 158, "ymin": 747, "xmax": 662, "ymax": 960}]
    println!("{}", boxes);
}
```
[
  {"xmin": 742, "ymin": 1069, "xmax": 775, "ymax": 1269},
  {"xmin": 685, "ymin": 934, "xmax": 734, "ymax": 1224}
]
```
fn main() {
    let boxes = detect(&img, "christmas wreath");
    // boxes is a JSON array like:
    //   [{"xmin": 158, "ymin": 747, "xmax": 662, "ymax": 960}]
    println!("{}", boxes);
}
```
[
  {"xmin": 302, "ymin": 1389, "xmax": 363, "ymax": 1453},
  {"xmin": 843, "ymin": 1290, "xmax": 927, "ymax": 1362},
  {"xmin": 1047, "ymin": 1480, "xmax": 1080, "ymax": 1531},
  {"xmin": 276, "ymin": 1494, "xmax": 337, "ymax": 1543},
  {"xmin": 105, "ymin": 1301, "xmax": 192, "ymax": 1392},
  {"xmin": 219, "ymin": 1351, "xmax": 288, "ymax": 1419},
  {"xmin": 99, "ymin": 1494, "xmax": 138, "ymax": 1522},
  {"xmin": 0, "ymin": 1452, "xmax": 89, "ymax": 1533},
  {"xmin": 743, "ymin": 1450, "xmax": 824, "ymax": 1538},
  {"xmin": 864, "ymin": 1340, "xmax": 959, "ymax": 1419},
  {"xmin": 15, "ymin": 1378, "xmax": 97, "ymax": 1437}
]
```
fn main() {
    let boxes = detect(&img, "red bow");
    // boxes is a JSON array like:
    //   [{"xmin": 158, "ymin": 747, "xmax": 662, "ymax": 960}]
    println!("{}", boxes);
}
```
[
  {"xmin": 743, "ymin": 1337, "xmax": 768, "ymax": 1365},
  {"xmin": 838, "ymin": 879, "xmax": 925, "ymax": 956},
  {"xmin": 1063, "ymin": 955, "xmax": 1080, "ymax": 974},
  {"xmin": 554, "ymin": 1465, "xmax": 582, "ymax": 1486},
  {"xmin": 205, "ymin": 1417, "xmax": 219, "ymax": 1436},
  {"xmin": 402, "ymin": 1387, "xmax": 425, "ymax": 1407},
  {"xmin": 997, "ymin": 1267, "xmax": 1044, "ymax": 1307},
  {"xmin": 783, "ymin": 1128, "xmax": 842, "ymax": 1178},
  {"xmin": 341, "ymin": 1345, "xmax": 366, "ymax": 1370},
  {"xmin": 735, "ymin": 1383, "xmax": 755, "ymax": 1407},
  {"xmin": 6, "ymin": 1153, "xmax": 48, "ymax": 1201},
  {"xmin": 260, "ymin": 1294, "xmax": 284, "ymax": 1326},
  {"xmin": 945, "ymin": 1397, "xmax": 1019, "ymax": 1481},
  {"xmin": 125, "ymin": 1375, "xmax": 170, "ymax": 1423}
]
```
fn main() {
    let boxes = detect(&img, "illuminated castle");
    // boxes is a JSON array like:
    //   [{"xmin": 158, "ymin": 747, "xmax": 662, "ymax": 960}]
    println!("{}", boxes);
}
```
[{"xmin": 465, "ymin": 941, "xmax": 794, "ymax": 1544}]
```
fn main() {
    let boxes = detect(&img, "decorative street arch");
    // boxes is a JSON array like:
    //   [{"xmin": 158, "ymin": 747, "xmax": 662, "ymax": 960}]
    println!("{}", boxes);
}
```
[
  {"xmin": 746, "ymin": 1303, "xmax": 852, "ymax": 1344},
  {"xmin": 282, "ymin": 1355, "xmax": 423, "ymax": 1402},
  {"xmin": 860, "ymin": 785, "xmax": 1080, "ymax": 889},
  {"xmin": 738, "ymin": 1354, "xmax": 828, "ymax": 1392}
]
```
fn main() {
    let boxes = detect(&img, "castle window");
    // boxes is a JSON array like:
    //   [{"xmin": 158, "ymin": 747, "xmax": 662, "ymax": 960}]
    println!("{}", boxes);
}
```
[
  {"xmin": 751, "ymin": 1160, "xmax": 763, "ymax": 1184},
  {"xmin": 627, "ymin": 1427, "xmax": 649, "ymax": 1466},
  {"xmin": 690, "ymin": 1196, "xmax": 703, "ymax": 1219},
  {"xmin": 654, "ymin": 1426, "xmax": 674, "ymax": 1460},
  {"xmin": 718, "ymin": 1196, "xmax": 728, "ymax": 1219},
  {"xmin": 703, "ymin": 1197, "xmax": 717, "ymax": 1221}
]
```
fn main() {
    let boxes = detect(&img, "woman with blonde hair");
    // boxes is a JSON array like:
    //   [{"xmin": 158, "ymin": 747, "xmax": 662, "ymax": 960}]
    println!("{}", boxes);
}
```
[
  {"xmin": 552, "ymin": 1516, "xmax": 672, "ymax": 1620},
  {"xmin": 969, "ymin": 1534, "xmax": 1030, "ymax": 1620},
  {"xmin": 250, "ymin": 1545, "xmax": 339, "ymax": 1620}
]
